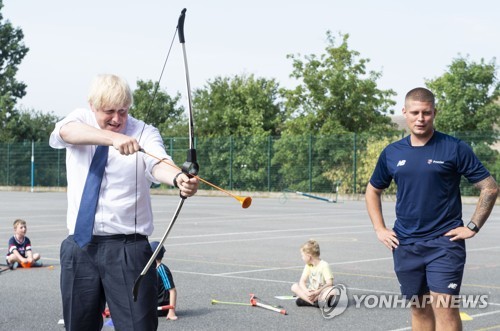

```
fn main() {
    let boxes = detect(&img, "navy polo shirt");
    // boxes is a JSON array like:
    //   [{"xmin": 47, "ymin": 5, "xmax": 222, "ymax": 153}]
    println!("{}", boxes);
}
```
[{"xmin": 370, "ymin": 131, "xmax": 490, "ymax": 244}]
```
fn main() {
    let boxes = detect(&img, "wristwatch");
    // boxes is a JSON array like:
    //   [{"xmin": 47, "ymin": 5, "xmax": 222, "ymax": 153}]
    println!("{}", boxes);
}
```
[{"xmin": 466, "ymin": 221, "xmax": 480, "ymax": 233}]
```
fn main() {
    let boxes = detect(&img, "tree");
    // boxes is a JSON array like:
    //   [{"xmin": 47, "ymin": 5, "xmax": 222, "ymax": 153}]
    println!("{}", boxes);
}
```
[
  {"xmin": 189, "ymin": 74, "xmax": 284, "ymax": 191},
  {"xmin": 193, "ymin": 74, "xmax": 284, "ymax": 137},
  {"xmin": 129, "ymin": 79, "xmax": 186, "ymax": 138},
  {"xmin": 427, "ymin": 56, "xmax": 500, "ymax": 192},
  {"xmin": 2, "ymin": 107, "xmax": 59, "ymax": 142},
  {"xmin": 0, "ymin": 0, "xmax": 29, "ymax": 137},
  {"xmin": 0, "ymin": 108, "xmax": 62, "ymax": 187},
  {"xmin": 323, "ymin": 134, "xmax": 399, "ymax": 194},
  {"xmin": 282, "ymin": 31, "xmax": 397, "ymax": 135},
  {"xmin": 273, "ymin": 31, "xmax": 397, "ymax": 192},
  {"xmin": 426, "ymin": 56, "xmax": 500, "ymax": 145}
]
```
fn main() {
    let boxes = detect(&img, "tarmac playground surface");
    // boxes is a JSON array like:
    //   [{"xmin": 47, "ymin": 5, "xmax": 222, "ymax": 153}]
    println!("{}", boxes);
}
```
[{"xmin": 1, "ymin": 190, "xmax": 499, "ymax": 330}]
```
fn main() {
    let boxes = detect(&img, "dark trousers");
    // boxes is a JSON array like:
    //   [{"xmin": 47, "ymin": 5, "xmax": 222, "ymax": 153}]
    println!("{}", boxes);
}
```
[{"xmin": 60, "ymin": 235, "xmax": 158, "ymax": 331}]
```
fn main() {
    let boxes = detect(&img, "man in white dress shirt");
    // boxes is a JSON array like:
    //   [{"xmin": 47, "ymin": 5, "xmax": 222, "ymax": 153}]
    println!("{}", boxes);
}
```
[{"xmin": 50, "ymin": 74, "xmax": 198, "ymax": 331}]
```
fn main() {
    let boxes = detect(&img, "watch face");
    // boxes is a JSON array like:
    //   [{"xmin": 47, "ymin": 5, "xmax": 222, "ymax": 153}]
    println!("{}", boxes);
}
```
[{"xmin": 467, "ymin": 222, "xmax": 478, "ymax": 232}]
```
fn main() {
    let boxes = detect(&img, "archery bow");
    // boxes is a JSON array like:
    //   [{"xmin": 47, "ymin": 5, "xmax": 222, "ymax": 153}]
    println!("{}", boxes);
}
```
[
  {"xmin": 133, "ymin": 8, "xmax": 198, "ymax": 301},
  {"xmin": 133, "ymin": 7, "xmax": 251, "ymax": 208}
]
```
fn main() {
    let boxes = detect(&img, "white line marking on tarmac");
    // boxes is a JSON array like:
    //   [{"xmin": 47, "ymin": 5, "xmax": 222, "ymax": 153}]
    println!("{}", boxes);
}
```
[
  {"xmin": 347, "ymin": 287, "xmax": 400, "ymax": 295},
  {"xmin": 157, "ymin": 230, "xmax": 373, "ymax": 247},
  {"xmin": 158, "ymin": 224, "xmax": 372, "ymax": 239},
  {"xmin": 153, "ymin": 210, "xmax": 366, "ymax": 224},
  {"xmin": 174, "ymin": 270, "xmax": 294, "ymax": 284},
  {"xmin": 173, "ymin": 269, "xmax": 401, "ymax": 295},
  {"xmin": 467, "ymin": 246, "xmax": 500, "ymax": 252},
  {"xmin": 165, "ymin": 231, "xmax": 369, "ymax": 246},
  {"xmin": 216, "ymin": 257, "xmax": 393, "ymax": 276}
]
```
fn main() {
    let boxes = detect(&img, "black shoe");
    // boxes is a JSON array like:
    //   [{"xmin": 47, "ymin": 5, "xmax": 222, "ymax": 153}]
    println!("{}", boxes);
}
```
[{"xmin": 295, "ymin": 298, "xmax": 318, "ymax": 307}]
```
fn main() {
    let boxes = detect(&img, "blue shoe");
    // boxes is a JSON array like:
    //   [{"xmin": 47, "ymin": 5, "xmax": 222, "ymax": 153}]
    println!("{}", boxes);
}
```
[{"xmin": 32, "ymin": 261, "xmax": 43, "ymax": 267}]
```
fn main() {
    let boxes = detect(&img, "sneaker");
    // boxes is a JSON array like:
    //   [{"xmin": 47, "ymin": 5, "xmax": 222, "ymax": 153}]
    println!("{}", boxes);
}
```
[
  {"xmin": 32, "ymin": 261, "xmax": 43, "ymax": 267},
  {"xmin": 9, "ymin": 262, "xmax": 19, "ymax": 270},
  {"xmin": 295, "ymin": 298, "xmax": 318, "ymax": 307}
]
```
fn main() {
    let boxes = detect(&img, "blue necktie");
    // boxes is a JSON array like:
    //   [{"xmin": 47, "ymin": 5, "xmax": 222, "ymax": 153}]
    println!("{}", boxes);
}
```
[{"xmin": 74, "ymin": 145, "xmax": 109, "ymax": 247}]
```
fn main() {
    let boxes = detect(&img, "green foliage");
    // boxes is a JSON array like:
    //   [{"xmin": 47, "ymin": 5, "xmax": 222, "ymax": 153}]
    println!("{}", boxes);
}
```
[
  {"xmin": 196, "ymin": 136, "xmax": 274, "ymax": 191},
  {"xmin": 1, "ymin": 108, "xmax": 59, "ymax": 142},
  {"xmin": 129, "ymin": 79, "xmax": 186, "ymax": 138},
  {"xmin": 272, "ymin": 135, "xmax": 313, "ymax": 191},
  {"xmin": 324, "ymin": 134, "xmax": 398, "ymax": 194},
  {"xmin": 191, "ymin": 74, "xmax": 285, "ymax": 189},
  {"xmin": 271, "ymin": 32, "xmax": 401, "ymax": 194},
  {"xmin": 353, "ymin": 134, "xmax": 398, "ymax": 194},
  {"xmin": 193, "ymin": 74, "xmax": 284, "ymax": 137},
  {"xmin": 272, "ymin": 134, "xmax": 358, "ymax": 193},
  {"xmin": 2, "ymin": 133, "xmax": 496, "ymax": 196},
  {"xmin": 452, "ymin": 136, "xmax": 500, "ymax": 195},
  {"xmin": 282, "ymin": 31, "xmax": 397, "ymax": 135},
  {"xmin": 0, "ymin": 0, "xmax": 29, "ymax": 139},
  {"xmin": 427, "ymin": 56, "xmax": 500, "ymax": 145},
  {"xmin": 426, "ymin": 56, "xmax": 500, "ymax": 195},
  {"xmin": 0, "ymin": 141, "xmax": 67, "ymax": 186},
  {"xmin": 478, "ymin": 143, "xmax": 500, "ymax": 183}
]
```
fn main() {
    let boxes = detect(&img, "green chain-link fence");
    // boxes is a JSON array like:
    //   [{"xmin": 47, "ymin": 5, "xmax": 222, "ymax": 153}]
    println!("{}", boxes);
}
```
[{"xmin": 1, "ymin": 133, "xmax": 498, "ymax": 196}]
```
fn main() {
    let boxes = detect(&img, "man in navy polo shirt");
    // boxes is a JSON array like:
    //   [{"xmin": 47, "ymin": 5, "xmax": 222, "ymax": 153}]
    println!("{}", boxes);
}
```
[{"xmin": 366, "ymin": 87, "xmax": 498, "ymax": 330}]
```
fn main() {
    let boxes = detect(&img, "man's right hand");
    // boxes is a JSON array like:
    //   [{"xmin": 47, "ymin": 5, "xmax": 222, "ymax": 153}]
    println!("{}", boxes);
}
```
[
  {"xmin": 376, "ymin": 228, "xmax": 399, "ymax": 251},
  {"xmin": 112, "ymin": 134, "xmax": 140, "ymax": 155}
]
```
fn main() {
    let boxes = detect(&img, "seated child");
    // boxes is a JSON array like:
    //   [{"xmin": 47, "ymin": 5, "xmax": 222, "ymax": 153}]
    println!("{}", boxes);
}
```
[
  {"xmin": 291, "ymin": 239, "xmax": 335, "ymax": 307},
  {"xmin": 6, "ymin": 219, "xmax": 42, "ymax": 269},
  {"xmin": 150, "ymin": 241, "xmax": 178, "ymax": 320}
]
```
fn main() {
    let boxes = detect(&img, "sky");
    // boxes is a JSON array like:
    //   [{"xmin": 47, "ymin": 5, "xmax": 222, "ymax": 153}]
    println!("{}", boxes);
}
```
[{"xmin": 3, "ymin": 0, "xmax": 499, "ymax": 118}]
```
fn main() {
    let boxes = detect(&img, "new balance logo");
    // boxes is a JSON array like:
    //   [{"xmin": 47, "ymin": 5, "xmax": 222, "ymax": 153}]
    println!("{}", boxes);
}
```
[
  {"xmin": 396, "ymin": 160, "xmax": 406, "ymax": 167},
  {"xmin": 448, "ymin": 283, "xmax": 458, "ymax": 290}
]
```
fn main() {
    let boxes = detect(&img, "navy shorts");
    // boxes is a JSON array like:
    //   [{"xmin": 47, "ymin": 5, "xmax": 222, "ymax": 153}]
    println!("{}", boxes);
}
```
[{"xmin": 393, "ymin": 236, "xmax": 466, "ymax": 297}]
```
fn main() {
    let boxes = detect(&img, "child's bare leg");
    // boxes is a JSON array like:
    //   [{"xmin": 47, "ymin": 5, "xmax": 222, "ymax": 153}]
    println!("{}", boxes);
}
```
[
  {"xmin": 167, "ymin": 288, "xmax": 178, "ymax": 320},
  {"xmin": 291, "ymin": 283, "xmax": 315, "ymax": 304},
  {"xmin": 32, "ymin": 253, "xmax": 41, "ymax": 261},
  {"xmin": 6, "ymin": 255, "xmax": 22, "ymax": 269},
  {"xmin": 6, "ymin": 255, "xmax": 17, "ymax": 264}
]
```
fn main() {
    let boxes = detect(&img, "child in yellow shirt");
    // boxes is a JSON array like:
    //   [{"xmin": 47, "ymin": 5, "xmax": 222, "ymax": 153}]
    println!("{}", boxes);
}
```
[{"xmin": 291, "ymin": 239, "xmax": 334, "ymax": 307}]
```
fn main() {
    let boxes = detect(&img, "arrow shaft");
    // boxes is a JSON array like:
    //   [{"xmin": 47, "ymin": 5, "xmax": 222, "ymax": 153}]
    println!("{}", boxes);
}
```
[{"xmin": 212, "ymin": 299, "xmax": 251, "ymax": 306}]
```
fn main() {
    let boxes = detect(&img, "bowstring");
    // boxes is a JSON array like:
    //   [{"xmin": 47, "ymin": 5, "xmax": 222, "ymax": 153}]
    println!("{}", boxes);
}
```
[{"xmin": 134, "ymin": 25, "xmax": 179, "ymax": 256}]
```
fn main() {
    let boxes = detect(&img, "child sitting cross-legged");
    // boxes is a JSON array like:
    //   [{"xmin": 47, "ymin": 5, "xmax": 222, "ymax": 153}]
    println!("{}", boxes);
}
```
[
  {"xmin": 6, "ymin": 219, "xmax": 43, "ymax": 270},
  {"xmin": 291, "ymin": 239, "xmax": 336, "ymax": 307}
]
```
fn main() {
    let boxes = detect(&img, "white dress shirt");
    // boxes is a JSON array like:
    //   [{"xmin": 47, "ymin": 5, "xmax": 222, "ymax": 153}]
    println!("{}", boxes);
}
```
[{"xmin": 49, "ymin": 108, "xmax": 171, "ymax": 236}]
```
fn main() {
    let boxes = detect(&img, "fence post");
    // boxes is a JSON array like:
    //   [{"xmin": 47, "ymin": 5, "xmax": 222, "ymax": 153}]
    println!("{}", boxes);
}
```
[
  {"xmin": 267, "ymin": 136, "xmax": 271, "ymax": 191},
  {"xmin": 353, "ymin": 133, "xmax": 357, "ymax": 194},
  {"xmin": 31, "ymin": 140, "xmax": 35, "ymax": 192},
  {"xmin": 57, "ymin": 149, "xmax": 61, "ymax": 186},
  {"xmin": 7, "ymin": 143, "xmax": 11, "ymax": 185},
  {"xmin": 307, "ymin": 134, "xmax": 312, "ymax": 192},
  {"xmin": 229, "ymin": 136, "xmax": 233, "ymax": 190}
]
